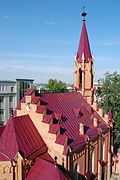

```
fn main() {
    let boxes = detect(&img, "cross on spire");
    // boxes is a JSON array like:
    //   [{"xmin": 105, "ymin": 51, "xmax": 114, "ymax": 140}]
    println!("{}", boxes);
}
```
[
  {"xmin": 81, "ymin": 7, "xmax": 87, "ymax": 21},
  {"xmin": 76, "ymin": 9, "xmax": 92, "ymax": 62}
]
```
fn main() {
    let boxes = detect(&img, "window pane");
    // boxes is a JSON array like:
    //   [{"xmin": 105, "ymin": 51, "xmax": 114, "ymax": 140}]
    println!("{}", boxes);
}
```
[
  {"xmin": 0, "ymin": 97, "xmax": 4, "ymax": 103},
  {"xmin": 0, "ymin": 109, "xmax": 4, "ymax": 115},
  {"xmin": 9, "ymin": 96, "xmax": 13, "ymax": 102}
]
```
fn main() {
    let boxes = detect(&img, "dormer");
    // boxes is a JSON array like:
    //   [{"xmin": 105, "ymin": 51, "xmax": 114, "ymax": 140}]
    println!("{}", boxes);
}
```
[{"xmin": 73, "ymin": 108, "xmax": 83, "ymax": 118}]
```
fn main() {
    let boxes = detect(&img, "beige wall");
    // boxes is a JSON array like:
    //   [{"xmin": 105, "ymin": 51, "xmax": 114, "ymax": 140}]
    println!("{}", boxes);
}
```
[
  {"xmin": 74, "ymin": 58, "xmax": 94, "ymax": 105},
  {"xmin": 0, "ymin": 161, "xmax": 13, "ymax": 180}
]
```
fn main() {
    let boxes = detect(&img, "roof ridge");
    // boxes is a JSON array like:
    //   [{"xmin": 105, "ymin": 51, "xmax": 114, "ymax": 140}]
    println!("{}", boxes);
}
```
[
  {"xmin": 0, "ymin": 117, "xmax": 19, "ymax": 159},
  {"xmin": 11, "ymin": 117, "xmax": 21, "ymax": 154}
]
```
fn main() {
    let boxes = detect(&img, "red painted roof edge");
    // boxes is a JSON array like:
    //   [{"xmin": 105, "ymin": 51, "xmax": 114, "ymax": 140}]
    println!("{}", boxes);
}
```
[
  {"xmin": 0, "ymin": 126, "xmax": 5, "ymax": 137},
  {"xmin": 25, "ymin": 88, "xmax": 35, "ymax": 96},
  {"xmin": 49, "ymin": 124, "xmax": 59, "ymax": 134},
  {"xmin": 36, "ymin": 105, "xmax": 46, "ymax": 113},
  {"xmin": 31, "ymin": 96, "xmax": 40, "ymax": 104}
]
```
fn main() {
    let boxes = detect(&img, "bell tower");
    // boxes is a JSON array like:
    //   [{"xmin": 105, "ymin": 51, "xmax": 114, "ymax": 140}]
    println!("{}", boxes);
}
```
[{"xmin": 74, "ymin": 10, "xmax": 94, "ymax": 104}]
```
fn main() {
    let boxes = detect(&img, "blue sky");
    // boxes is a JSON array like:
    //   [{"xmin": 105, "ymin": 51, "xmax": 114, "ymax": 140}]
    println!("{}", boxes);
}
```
[{"xmin": 0, "ymin": 0, "xmax": 120, "ymax": 83}]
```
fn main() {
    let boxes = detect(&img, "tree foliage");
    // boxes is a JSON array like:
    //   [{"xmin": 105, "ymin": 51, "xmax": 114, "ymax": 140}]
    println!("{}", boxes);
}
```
[
  {"xmin": 46, "ymin": 79, "xmax": 67, "ymax": 91},
  {"xmin": 97, "ymin": 71, "xmax": 120, "ymax": 143}
]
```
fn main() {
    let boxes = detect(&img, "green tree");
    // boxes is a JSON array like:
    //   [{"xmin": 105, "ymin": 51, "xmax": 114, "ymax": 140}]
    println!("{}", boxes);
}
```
[
  {"xmin": 46, "ymin": 79, "xmax": 67, "ymax": 92},
  {"xmin": 97, "ymin": 71, "xmax": 120, "ymax": 143}
]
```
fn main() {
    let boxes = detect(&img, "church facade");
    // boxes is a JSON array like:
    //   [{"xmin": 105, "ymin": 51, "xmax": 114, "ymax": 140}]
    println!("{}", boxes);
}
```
[{"xmin": 0, "ymin": 12, "xmax": 113, "ymax": 180}]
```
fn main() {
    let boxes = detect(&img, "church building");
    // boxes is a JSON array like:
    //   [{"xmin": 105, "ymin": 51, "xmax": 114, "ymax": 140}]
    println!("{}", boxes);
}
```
[{"xmin": 0, "ymin": 11, "xmax": 113, "ymax": 180}]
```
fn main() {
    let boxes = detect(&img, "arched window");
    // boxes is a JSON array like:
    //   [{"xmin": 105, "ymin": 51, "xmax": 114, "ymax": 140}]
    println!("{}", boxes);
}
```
[
  {"xmin": 101, "ymin": 139, "xmax": 105, "ymax": 161},
  {"xmin": 91, "ymin": 73, "xmax": 93, "ymax": 88},
  {"xmin": 79, "ymin": 69, "xmax": 82, "ymax": 88},
  {"xmin": 89, "ymin": 148, "xmax": 94, "ymax": 174},
  {"xmin": 74, "ymin": 163, "xmax": 79, "ymax": 180},
  {"xmin": 92, "ymin": 150, "xmax": 95, "ymax": 173}
]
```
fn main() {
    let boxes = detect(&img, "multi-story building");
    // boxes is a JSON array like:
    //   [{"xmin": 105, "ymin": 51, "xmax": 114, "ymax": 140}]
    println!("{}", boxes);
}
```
[{"xmin": 0, "ymin": 79, "xmax": 34, "ymax": 125}]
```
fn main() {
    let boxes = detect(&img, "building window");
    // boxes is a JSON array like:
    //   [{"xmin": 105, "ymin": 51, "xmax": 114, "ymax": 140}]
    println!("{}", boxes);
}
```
[
  {"xmin": 9, "ymin": 108, "xmax": 13, "ymax": 117},
  {"xmin": 9, "ymin": 96, "xmax": 13, "ymax": 102},
  {"xmin": 74, "ymin": 163, "xmax": 79, "ymax": 180},
  {"xmin": 92, "ymin": 150, "xmax": 95, "ymax": 173},
  {"xmin": 1, "ymin": 85, "xmax": 4, "ymax": 91},
  {"xmin": 11, "ymin": 87, "xmax": 14, "ymax": 92},
  {"xmin": 19, "ymin": 81, "xmax": 31, "ymax": 100},
  {"xmin": 101, "ymin": 139, "xmax": 105, "ymax": 161},
  {"xmin": 0, "ymin": 96, "xmax": 4, "ymax": 103},
  {"xmin": 79, "ymin": 69, "xmax": 82, "ymax": 88},
  {"xmin": 0, "ymin": 109, "xmax": 4, "ymax": 115},
  {"xmin": 0, "ymin": 120, "xmax": 4, "ymax": 126},
  {"xmin": 0, "ymin": 109, "xmax": 4, "ymax": 123},
  {"xmin": 88, "ymin": 146, "xmax": 95, "ymax": 174}
]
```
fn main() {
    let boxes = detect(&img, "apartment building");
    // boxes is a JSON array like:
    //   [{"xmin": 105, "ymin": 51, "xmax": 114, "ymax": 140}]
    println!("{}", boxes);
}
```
[{"xmin": 0, "ymin": 79, "xmax": 34, "ymax": 125}]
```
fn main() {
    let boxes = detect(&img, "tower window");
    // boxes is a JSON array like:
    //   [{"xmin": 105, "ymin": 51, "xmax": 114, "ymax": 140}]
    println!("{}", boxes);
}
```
[
  {"xmin": 79, "ymin": 69, "xmax": 82, "ymax": 88},
  {"xmin": 91, "ymin": 73, "xmax": 93, "ymax": 88}
]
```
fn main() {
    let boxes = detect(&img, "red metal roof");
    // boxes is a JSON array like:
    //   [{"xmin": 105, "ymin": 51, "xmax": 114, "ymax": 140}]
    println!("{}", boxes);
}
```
[
  {"xmin": 0, "ymin": 115, "xmax": 47, "ymax": 161},
  {"xmin": 0, "ymin": 153, "xmax": 10, "ymax": 161},
  {"xmin": 31, "ymin": 97, "xmax": 40, "ymax": 104},
  {"xmin": 43, "ymin": 114, "xmax": 53, "ymax": 123},
  {"xmin": 16, "ymin": 103, "xmax": 21, "ymax": 110},
  {"xmin": 21, "ymin": 97, "xmax": 25, "ymax": 103},
  {"xmin": 55, "ymin": 134, "xmax": 67, "ymax": 145},
  {"xmin": 40, "ymin": 152, "xmax": 54, "ymax": 163},
  {"xmin": 36, "ymin": 105, "xmax": 46, "ymax": 113},
  {"xmin": 76, "ymin": 20, "xmax": 92, "ymax": 62},
  {"xmin": 63, "ymin": 146, "xmax": 69, "ymax": 155},
  {"xmin": 38, "ymin": 92, "xmax": 108, "ymax": 150},
  {"xmin": 54, "ymin": 112, "xmax": 62, "ymax": 121},
  {"xmin": 27, "ymin": 157, "xmax": 70, "ymax": 180},
  {"xmin": 0, "ymin": 126, "xmax": 5, "ymax": 137},
  {"xmin": 49, "ymin": 124, "xmax": 59, "ymax": 134},
  {"xmin": 70, "ymin": 135, "xmax": 86, "ymax": 151},
  {"xmin": 25, "ymin": 88, "xmax": 35, "ymax": 96},
  {"xmin": 86, "ymin": 128, "xmax": 99, "ymax": 141}
]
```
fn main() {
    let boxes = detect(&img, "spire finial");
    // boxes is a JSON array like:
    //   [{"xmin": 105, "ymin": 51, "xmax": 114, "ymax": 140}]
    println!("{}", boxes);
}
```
[{"xmin": 81, "ymin": 7, "xmax": 87, "ymax": 21}]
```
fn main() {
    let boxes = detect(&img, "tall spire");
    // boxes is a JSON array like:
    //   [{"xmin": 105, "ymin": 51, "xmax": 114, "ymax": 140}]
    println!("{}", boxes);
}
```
[{"xmin": 76, "ymin": 9, "xmax": 92, "ymax": 63}]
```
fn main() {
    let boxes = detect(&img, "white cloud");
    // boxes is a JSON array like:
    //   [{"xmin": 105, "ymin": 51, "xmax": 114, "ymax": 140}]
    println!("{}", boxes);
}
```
[
  {"xmin": 0, "ymin": 59, "xmax": 73, "ymax": 83},
  {"xmin": 95, "ymin": 39, "xmax": 120, "ymax": 46},
  {"xmin": 0, "ymin": 52, "xmax": 72, "ymax": 59},
  {"xmin": 45, "ymin": 21, "xmax": 56, "ymax": 26},
  {"xmin": 2, "ymin": 16, "xmax": 12, "ymax": 20},
  {"xmin": 95, "ymin": 68, "xmax": 120, "ymax": 81}
]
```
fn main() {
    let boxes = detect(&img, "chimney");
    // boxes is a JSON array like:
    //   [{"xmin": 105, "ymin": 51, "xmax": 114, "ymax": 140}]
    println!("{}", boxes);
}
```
[
  {"xmin": 93, "ymin": 118, "xmax": 98, "ymax": 127},
  {"xmin": 79, "ymin": 123, "xmax": 84, "ymax": 135}
]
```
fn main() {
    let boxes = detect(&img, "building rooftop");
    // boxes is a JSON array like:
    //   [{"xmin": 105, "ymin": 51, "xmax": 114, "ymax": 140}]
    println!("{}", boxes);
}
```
[
  {"xmin": 0, "ymin": 115, "xmax": 47, "ymax": 161},
  {"xmin": 20, "ymin": 89, "xmax": 109, "ymax": 153},
  {"xmin": 27, "ymin": 156, "xmax": 70, "ymax": 180}
]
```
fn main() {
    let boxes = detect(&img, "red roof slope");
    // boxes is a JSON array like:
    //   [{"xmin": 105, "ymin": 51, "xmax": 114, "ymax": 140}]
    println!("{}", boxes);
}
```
[
  {"xmin": 0, "ymin": 115, "xmax": 47, "ymax": 161},
  {"xmin": 27, "ymin": 157, "xmax": 70, "ymax": 180},
  {"xmin": 76, "ymin": 20, "xmax": 92, "ymax": 62},
  {"xmin": 0, "ymin": 125, "xmax": 5, "ymax": 137},
  {"xmin": 39, "ymin": 92, "xmax": 107, "ymax": 149}
]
